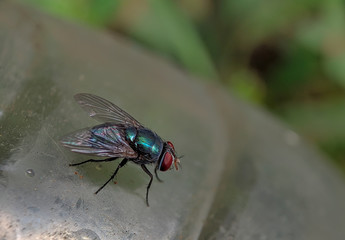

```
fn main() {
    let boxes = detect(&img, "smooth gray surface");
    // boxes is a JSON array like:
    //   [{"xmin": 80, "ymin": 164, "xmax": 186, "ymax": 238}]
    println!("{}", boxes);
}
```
[{"xmin": 1, "ymin": 1, "xmax": 345, "ymax": 239}]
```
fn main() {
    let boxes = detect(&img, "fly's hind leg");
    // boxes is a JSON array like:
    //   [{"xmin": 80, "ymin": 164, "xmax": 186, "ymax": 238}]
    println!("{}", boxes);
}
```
[{"xmin": 69, "ymin": 157, "xmax": 118, "ymax": 166}]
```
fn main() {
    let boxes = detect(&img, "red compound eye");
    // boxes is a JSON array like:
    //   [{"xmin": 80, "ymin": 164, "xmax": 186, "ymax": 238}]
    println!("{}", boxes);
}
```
[
  {"xmin": 167, "ymin": 141, "xmax": 175, "ymax": 151},
  {"xmin": 160, "ymin": 152, "xmax": 173, "ymax": 171}
]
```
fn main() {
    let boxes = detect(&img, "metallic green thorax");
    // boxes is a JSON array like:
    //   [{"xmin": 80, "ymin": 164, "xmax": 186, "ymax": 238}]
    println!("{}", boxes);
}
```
[
  {"xmin": 126, "ymin": 127, "xmax": 137, "ymax": 142},
  {"xmin": 125, "ymin": 127, "xmax": 163, "ymax": 161}
]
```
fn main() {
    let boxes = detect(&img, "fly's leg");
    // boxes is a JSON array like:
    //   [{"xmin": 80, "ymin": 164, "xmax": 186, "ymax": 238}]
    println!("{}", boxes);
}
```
[
  {"xmin": 94, "ymin": 158, "xmax": 128, "ymax": 194},
  {"xmin": 154, "ymin": 167, "xmax": 163, "ymax": 182},
  {"xmin": 141, "ymin": 164, "xmax": 153, "ymax": 207},
  {"xmin": 69, "ymin": 157, "xmax": 118, "ymax": 166}
]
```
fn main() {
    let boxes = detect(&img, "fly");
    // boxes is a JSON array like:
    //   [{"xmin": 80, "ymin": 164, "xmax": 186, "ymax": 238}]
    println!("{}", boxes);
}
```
[{"xmin": 60, "ymin": 93, "xmax": 180, "ymax": 206}]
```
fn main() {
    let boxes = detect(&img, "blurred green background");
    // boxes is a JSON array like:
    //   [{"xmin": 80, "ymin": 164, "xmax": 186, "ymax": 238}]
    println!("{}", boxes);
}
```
[{"xmin": 25, "ymin": 0, "xmax": 345, "ymax": 173}]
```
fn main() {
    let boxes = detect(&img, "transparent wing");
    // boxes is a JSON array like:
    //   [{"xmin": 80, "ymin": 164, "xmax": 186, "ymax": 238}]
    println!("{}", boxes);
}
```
[
  {"xmin": 60, "ymin": 125, "xmax": 138, "ymax": 158},
  {"xmin": 74, "ymin": 93, "xmax": 143, "ymax": 127}
]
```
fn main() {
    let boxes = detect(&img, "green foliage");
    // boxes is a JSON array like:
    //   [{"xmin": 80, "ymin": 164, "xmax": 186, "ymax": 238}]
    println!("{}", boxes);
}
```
[
  {"xmin": 24, "ymin": 0, "xmax": 345, "ymax": 173},
  {"xmin": 125, "ymin": 0, "xmax": 217, "ymax": 80},
  {"xmin": 267, "ymin": 45, "xmax": 319, "ymax": 102},
  {"xmin": 226, "ymin": 69, "xmax": 265, "ymax": 104},
  {"xmin": 27, "ymin": 0, "xmax": 120, "ymax": 26}
]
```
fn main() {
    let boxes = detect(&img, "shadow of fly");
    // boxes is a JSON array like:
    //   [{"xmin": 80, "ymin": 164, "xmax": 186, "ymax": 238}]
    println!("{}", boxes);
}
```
[{"xmin": 60, "ymin": 93, "xmax": 180, "ymax": 206}]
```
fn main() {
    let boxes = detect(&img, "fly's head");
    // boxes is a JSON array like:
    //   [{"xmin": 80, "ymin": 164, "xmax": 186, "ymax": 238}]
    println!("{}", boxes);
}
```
[{"xmin": 158, "ymin": 141, "xmax": 180, "ymax": 171}]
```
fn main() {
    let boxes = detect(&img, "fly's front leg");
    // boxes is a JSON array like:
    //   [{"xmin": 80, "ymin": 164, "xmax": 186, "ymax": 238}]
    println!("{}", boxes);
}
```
[
  {"xmin": 94, "ymin": 158, "xmax": 128, "ymax": 194},
  {"xmin": 141, "ymin": 164, "xmax": 153, "ymax": 207},
  {"xmin": 69, "ymin": 157, "xmax": 118, "ymax": 166},
  {"xmin": 154, "ymin": 167, "xmax": 163, "ymax": 182}
]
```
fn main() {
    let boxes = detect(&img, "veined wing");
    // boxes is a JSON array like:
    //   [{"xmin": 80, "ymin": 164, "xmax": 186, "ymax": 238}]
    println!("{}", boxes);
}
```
[
  {"xmin": 60, "ymin": 124, "xmax": 138, "ymax": 158},
  {"xmin": 74, "ymin": 93, "xmax": 143, "ymax": 128}
]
